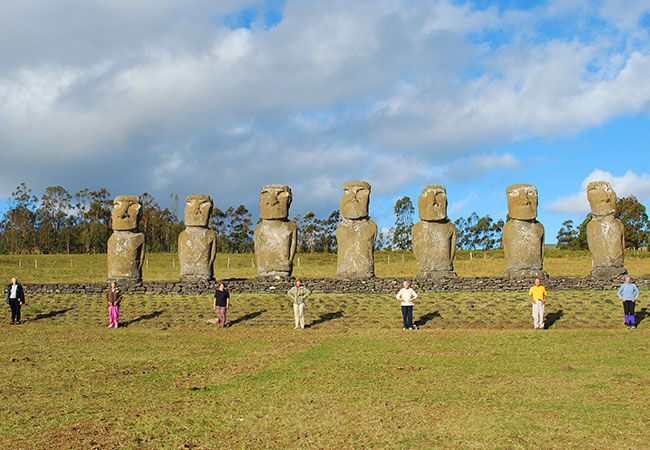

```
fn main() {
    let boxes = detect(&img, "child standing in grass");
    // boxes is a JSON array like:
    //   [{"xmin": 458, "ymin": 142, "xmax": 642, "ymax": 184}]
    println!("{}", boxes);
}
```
[
  {"xmin": 396, "ymin": 281, "xmax": 417, "ymax": 330},
  {"xmin": 106, "ymin": 281, "xmax": 122, "ymax": 328}
]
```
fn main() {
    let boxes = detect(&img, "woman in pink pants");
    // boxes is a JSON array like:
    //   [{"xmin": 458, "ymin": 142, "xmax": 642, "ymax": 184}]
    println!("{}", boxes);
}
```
[{"xmin": 106, "ymin": 281, "xmax": 122, "ymax": 328}]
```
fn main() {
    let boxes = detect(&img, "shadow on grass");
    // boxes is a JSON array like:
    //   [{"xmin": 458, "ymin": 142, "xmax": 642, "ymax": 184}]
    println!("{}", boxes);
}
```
[
  {"xmin": 307, "ymin": 310, "xmax": 344, "ymax": 328},
  {"xmin": 122, "ymin": 310, "xmax": 164, "ymax": 327},
  {"xmin": 545, "ymin": 310, "xmax": 564, "ymax": 329},
  {"xmin": 227, "ymin": 309, "xmax": 266, "ymax": 327},
  {"xmin": 30, "ymin": 307, "xmax": 75, "ymax": 321},
  {"xmin": 636, "ymin": 307, "xmax": 650, "ymax": 326},
  {"xmin": 414, "ymin": 311, "xmax": 441, "ymax": 327}
]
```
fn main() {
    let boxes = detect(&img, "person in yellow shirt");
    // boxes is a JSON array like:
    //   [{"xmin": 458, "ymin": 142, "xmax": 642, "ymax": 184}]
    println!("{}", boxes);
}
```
[{"xmin": 528, "ymin": 278, "xmax": 547, "ymax": 329}]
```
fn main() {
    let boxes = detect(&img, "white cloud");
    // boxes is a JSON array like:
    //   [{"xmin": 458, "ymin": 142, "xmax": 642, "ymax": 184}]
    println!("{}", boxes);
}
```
[{"xmin": 546, "ymin": 169, "xmax": 650, "ymax": 215}]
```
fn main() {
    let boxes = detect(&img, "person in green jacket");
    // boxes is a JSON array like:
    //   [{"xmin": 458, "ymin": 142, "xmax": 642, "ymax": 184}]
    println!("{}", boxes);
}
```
[{"xmin": 287, "ymin": 279, "xmax": 311, "ymax": 329}]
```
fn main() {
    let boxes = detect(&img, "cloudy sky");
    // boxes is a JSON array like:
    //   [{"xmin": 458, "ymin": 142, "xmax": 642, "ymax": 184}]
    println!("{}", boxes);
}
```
[{"xmin": 2, "ymin": 0, "xmax": 650, "ymax": 243}]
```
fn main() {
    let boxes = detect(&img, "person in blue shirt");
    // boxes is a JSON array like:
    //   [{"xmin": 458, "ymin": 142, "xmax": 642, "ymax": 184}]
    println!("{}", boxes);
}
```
[{"xmin": 617, "ymin": 276, "xmax": 640, "ymax": 328}]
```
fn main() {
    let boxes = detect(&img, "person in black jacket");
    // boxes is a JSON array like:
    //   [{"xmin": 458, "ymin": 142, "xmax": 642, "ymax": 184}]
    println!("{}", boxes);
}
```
[{"xmin": 6, "ymin": 277, "xmax": 26, "ymax": 325}]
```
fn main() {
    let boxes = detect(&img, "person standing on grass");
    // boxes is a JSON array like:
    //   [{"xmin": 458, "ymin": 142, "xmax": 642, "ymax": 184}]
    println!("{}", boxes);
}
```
[
  {"xmin": 106, "ymin": 281, "xmax": 122, "ymax": 328},
  {"xmin": 396, "ymin": 281, "xmax": 417, "ymax": 330},
  {"xmin": 213, "ymin": 282, "xmax": 230, "ymax": 328},
  {"xmin": 618, "ymin": 276, "xmax": 640, "ymax": 329},
  {"xmin": 6, "ymin": 277, "xmax": 26, "ymax": 325},
  {"xmin": 529, "ymin": 277, "xmax": 547, "ymax": 329},
  {"xmin": 287, "ymin": 279, "xmax": 311, "ymax": 329}
]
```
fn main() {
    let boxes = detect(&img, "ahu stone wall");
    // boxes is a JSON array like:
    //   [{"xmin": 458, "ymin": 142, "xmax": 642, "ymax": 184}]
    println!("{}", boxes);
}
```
[{"xmin": 20, "ymin": 275, "xmax": 650, "ymax": 296}]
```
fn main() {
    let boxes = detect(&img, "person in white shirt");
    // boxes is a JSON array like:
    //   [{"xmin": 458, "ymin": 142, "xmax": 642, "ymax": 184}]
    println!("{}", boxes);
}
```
[
  {"xmin": 6, "ymin": 277, "xmax": 26, "ymax": 325},
  {"xmin": 396, "ymin": 281, "xmax": 417, "ymax": 330}
]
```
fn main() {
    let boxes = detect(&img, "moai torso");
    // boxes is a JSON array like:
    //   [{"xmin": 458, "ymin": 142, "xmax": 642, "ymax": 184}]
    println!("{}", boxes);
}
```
[
  {"xmin": 586, "ymin": 181, "xmax": 626, "ymax": 275},
  {"xmin": 179, "ymin": 195, "xmax": 217, "ymax": 281},
  {"xmin": 336, "ymin": 218, "xmax": 378, "ymax": 278},
  {"xmin": 587, "ymin": 216, "xmax": 625, "ymax": 268},
  {"xmin": 179, "ymin": 227, "xmax": 217, "ymax": 280},
  {"xmin": 503, "ymin": 219, "xmax": 544, "ymax": 270},
  {"xmin": 108, "ymin": 231, "xmax": 145, "ymax": 280},
  {"xmin": 411, "ymin": 185, "xmax": 457, "ymax": 277},
  {"xmin": 254, "ymin": 185, "xmax": 297, "ymax": 277},
  {"xmin": 412, "ymin": 220, "xmax": 456, "ymax": 273},
  {"xmin": 255, "ymin": 220, "xmax": 297, "ymax": 276},
  {"xmin": 335, "ymin": 181, "xmax": 377, "ymax": 279},
  {"xmin": 108, "ymin": 195, "xmax": 145, "ymax": 282}
]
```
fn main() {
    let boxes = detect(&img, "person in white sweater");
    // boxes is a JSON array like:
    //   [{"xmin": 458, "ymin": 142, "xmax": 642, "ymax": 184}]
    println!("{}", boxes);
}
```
[{"xmin": 396, "ymin": 281, "xmax": 417, "ymax": 330}]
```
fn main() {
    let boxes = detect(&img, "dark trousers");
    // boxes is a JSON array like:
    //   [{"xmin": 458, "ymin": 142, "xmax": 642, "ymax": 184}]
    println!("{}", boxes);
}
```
[
  {"xmin": 9, "ymin": 299, "xmax": 21, "ymax": 322},
  {"xmin": 401, "ymin": 305, "xmax": 413, "ymax": 329},
  {"xmin": 623, "ymin": 301, "xmax": 636, "ymax": 325}
]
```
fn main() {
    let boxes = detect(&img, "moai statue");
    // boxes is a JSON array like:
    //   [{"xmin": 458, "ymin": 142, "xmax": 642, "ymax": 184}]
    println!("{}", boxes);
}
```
[
  {"xmin": 178, "ymin": 195, "xmax": 217, "ymax": 282},
  {"xmin": 587, "ymin": 181, "xmax": 627, "ymax": 279},
  {"xmin": 502, "ymin": 184, "xmax": 547, "ymax": 279},
  {"xmin": 254, "ymin": 185, "xmax": 297, "ymax": 278},
  {"xmin": 335, "ymin": 181, "xmax": 378, "ymax": 279},
  {"xmin": 107, "ymin": 196, "xmax": 145, "ymax": 282},
  {"xmin": 412, "ymin": 185, "xmax": 457, "ymax": 278}
]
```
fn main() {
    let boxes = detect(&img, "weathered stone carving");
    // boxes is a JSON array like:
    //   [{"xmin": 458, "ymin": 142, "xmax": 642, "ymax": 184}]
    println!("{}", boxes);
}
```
[
  {"xmin": 335, "ymin": 181, "xmax": 377, "ymax": 279},
  {"xmin": 254, "ymin": 185, "xmax": 297, "ymax": 277},
  {"xmin": 108, "ymin": 195, "xmax": 145, "ymax": 282},
  {"xmin": 502, "ymin": 184, "xmax": 547, "ymax": 278},
  {"xmin": 587, "ymin": 181, "xmax": 627, "ymax": 278},
  {"xmin": 412, "ymin": 185, "xmax": 457, "ymax": 278},
  {"xmin": 178, "ymin": 195, "xmax": 217, "ymax": 281}
]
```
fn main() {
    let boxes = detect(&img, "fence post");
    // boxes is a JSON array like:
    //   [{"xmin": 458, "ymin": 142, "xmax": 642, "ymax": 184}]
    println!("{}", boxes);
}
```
[
  {"xmin": 227, "ymin": 257, "xmax": 230, "ymax": 269},
  {"xmin": 172, "ymin": 258, "xmax": 176, "ymax": 268},
  {"xmin": 470, "ymin": 252, "xmax": 472, "ymax": 260}
]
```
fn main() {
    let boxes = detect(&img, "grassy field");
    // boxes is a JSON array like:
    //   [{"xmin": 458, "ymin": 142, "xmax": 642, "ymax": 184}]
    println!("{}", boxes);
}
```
[
  {"xmin": 2, "ymin": 324, "xmax": 649, "ymax": 448},
  {"xmin": 1, "ymin": 249, "xmax": 650, "ymax": 283},
  {"xmin": 3, "ymin": 292, "xmax": 650, "ymax": 448}
]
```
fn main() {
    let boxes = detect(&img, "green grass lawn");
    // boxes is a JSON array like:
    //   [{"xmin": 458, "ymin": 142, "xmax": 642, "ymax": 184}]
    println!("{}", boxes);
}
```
[
  {"xmin": 2, "ymin": 250, "xmax": 650, "ymax": 283},
  {"xmin": 2, "ymin": 292, "xmax": 650, "ymax": 449}
]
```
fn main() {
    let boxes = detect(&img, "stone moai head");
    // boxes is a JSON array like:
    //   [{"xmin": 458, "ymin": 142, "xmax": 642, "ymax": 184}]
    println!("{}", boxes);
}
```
[
  {"xmin": 259, "ymin": 184, "xmax": 292, "ymax": 220},
  {"xmin": 340, "ymin": 181, "xmax": 371, "ymax": 220},
  {"xmin": 184, "ymin": 195, "xmax": 213, "ymax": 227},
  {"xmin": 418, "ymin": 185, "xmax": 448, "ymax": 221},
  {"xmin": 506, "ymin": 184, "xmax": 538, "ymax": 221},
  {"xmin": 111, "ymin": 195, "xmax": 142, "ymax": 231},
  {"xmin": 587, "ymin": 181, "xmax": 617, "ymax": 216}
]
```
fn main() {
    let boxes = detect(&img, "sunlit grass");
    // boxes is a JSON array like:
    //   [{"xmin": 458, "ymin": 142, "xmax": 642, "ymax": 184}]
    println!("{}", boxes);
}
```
[{"xmin": 1, "ymin": 249, "xmax": 649, "ymax": 284}]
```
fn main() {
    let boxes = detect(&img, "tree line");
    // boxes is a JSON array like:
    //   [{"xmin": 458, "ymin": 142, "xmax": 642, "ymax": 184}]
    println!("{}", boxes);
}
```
[
  {"xmin": 0, "ymin": 183, "xmax": 343, "ymax": 255},
  {"xmin": 2, "ymin": 184, "xmax": 647, "ymax": 254}
]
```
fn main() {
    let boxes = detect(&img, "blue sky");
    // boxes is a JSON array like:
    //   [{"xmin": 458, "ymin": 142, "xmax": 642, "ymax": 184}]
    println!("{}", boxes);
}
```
[{"xmin": 1, "ymin": 0, "xmax": 650, "ymax": 244}]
